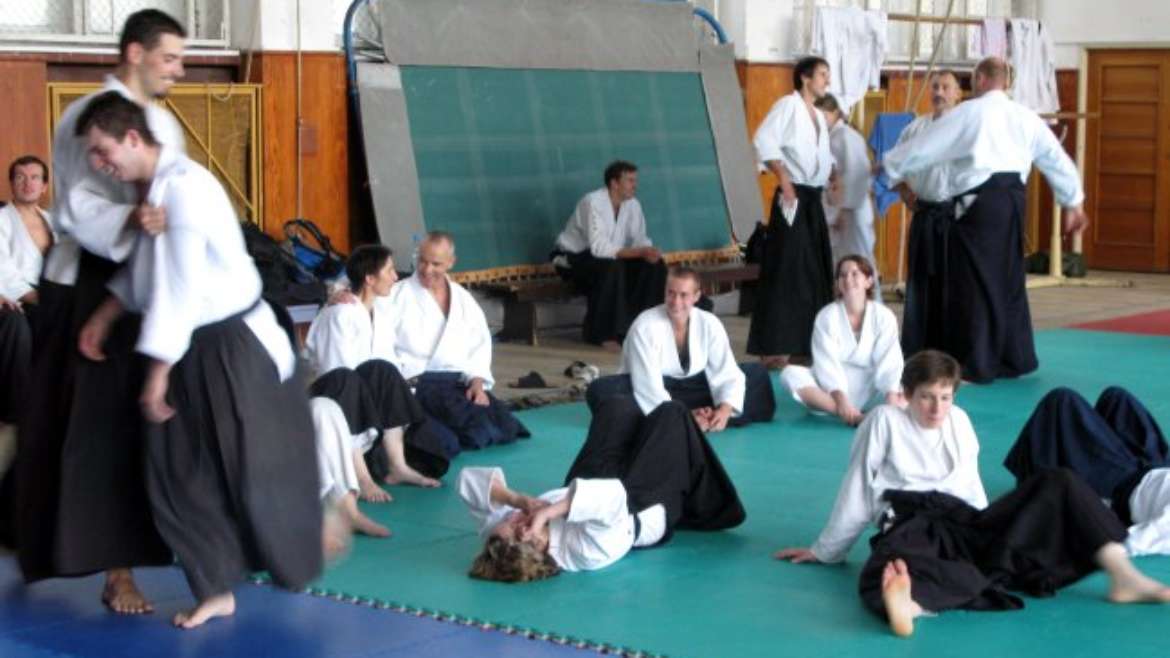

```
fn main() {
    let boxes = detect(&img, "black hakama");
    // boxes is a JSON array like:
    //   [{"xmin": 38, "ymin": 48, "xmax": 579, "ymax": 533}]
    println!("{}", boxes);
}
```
[
  {"xmin": 14, "ymin": 253, "xmax": 170, "ymax": 582},
  {"xmin": 563, "ymin": 251, "xmax": 667, "ymax": 345},
  {"xmin": 746, "ymin": 184, "xmax": 834, "ymax": 357},
  {"xmin": 945, "ymin": 172, "xmax": 1037, "ymax": 382},
  {"xmin": 309, "ymin": 360, "xmax": 450, "ymax": 479},
  {"xmin": 1004, "ymin": 386, "xmax": 1169, "ymax": 500},
  {"xmin": 858, "ymin": 469, "xmax": 1126, "ymax": 616},
  {"xmin": 147, "ymin": 310, "xmax": 321, "ymax": 600},
  {"xmin": 900, "ymin": 200, "xmax": 954, "ymax": 358},
  {"xmin": 564, "ymin": 396, "xmax": 745, "ymax": 539},
  {"xmin": 0, "ymin": 306, "xmax": 33, "ymax": 423},
  {"xmin": 412, "ymin": 372, "xmax": 530, "ymax": 459},
  {"xmin": 584, "ymin": 362, "xmax": 776, "ymax": 427}
]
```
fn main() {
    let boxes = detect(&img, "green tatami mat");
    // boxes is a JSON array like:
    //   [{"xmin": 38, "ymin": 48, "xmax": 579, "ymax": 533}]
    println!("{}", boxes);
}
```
[{"xmin": 314, "ymin": 329, "xmax": 1170, "ymax": 658}]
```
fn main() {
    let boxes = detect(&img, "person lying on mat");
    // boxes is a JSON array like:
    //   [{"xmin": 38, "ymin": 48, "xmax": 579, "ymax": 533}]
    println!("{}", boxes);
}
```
[
  {"xmin": 585, "ymin": 266, "xmax": 775, "ymax": 431},
  {"xmin": 459, "ymin": 396, "xmax": 745, "ymax": 581},
  {"xmin": 779, "ymin": 255, "xmax": 903, "ymax": 426},
  {"xmin": 775, "ymin": 350, "xmax": 1170, "ymax": 638},
  {"xmin": 1004, "ymin": 386, "xmax": 1170, "ymax": 557}
]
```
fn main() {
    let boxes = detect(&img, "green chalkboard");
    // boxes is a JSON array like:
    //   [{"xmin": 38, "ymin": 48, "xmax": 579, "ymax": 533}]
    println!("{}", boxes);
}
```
[{"xmin": 400, "ymin": 66, "xmax": 732, "ymax": 272}]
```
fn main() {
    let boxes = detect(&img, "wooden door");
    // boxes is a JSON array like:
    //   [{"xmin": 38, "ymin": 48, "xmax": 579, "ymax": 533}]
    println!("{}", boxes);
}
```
[{"xmin": 1084, "ymin": 50, "xmax": 1170, "ymax": 271}]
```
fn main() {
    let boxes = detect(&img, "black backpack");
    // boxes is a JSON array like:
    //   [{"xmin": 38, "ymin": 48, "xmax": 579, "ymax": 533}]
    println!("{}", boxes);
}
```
[{"xmin": 240, "ymin": 221, "xmax": 326, "ymax": 306}]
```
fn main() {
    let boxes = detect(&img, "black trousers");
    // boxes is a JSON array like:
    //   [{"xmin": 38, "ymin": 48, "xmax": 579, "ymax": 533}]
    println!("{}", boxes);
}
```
[
  {"xmin": 1004, "ymin": 386, "xmax": 1168, "ymax": 500},
  {"xmin": 900, "ymin": 200, "xmax": 953, "ymax": 358},
  {"xmin": 746, "ymin": 184, "xmax": 834, "ymax": 357},
  {"xmin": 564, "ymin": 396, "xmax": 745, "ymax": 541},
  {"xmin": 858, "ymin": 469, "xmax": 1126, "ymax": 616},
  {"xmin": 584, "ymin": 362, "xmax": 775, "ymax": 426},
  {"xmin": 563, "ymin": 251, "xmax": 667, "ymax": 345},
  {"xmin": 945, "ymin": 173, "xmax": 1037, "ymax": 382},
  {"xmin": 310, "ymin": 360, "xmax": 451, "ymax": 479}
]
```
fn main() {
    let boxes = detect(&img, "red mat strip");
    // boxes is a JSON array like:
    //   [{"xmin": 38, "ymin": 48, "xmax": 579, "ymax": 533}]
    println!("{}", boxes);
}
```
[{"xmin": 1070, "ymin": 308, "xmax": 1170, "ymax": 336}]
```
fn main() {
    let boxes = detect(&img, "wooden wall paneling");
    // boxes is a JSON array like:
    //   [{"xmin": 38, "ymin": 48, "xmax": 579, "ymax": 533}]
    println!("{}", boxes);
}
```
[
  {"xmin": 0, "ymin": 60, "xmax": 50, "ymax": 204},
  {"xmin": 251, "ymin": 52, "xmax": 351, "ymax": 252},
  {"xmin": 739, "ymin": 63, "xmax": 794, "ymax": 217},
  {"xmin": 1083, "ymin": 50, "xmax": 1170, "ymax": 272},
  {"xmin": 1032, "ymin": 70, "xmax": 1079, "ymax": 258}
]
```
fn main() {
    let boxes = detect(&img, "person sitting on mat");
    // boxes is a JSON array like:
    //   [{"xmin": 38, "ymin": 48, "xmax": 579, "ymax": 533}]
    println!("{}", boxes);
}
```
[
  {"xmin": 1004, "ymin": 386, "xmax": 1170, "ymax": 556},
  {"xmin": 310, "ymin": 396, "xmax": 391, "ymax": 547},
  {"xmin": 552, "ymin": 160, "xmax": 667, "ymax": 350},
  {"xmin": 585, "ymin": 266, "xmax": 774, "ymax": 431},
  {"xmin": 459, "ymin": 395, "xmax": 745, "ymax": 581},
  {"xmin": 306, "ymin": 244, "xmax": 447, "ymax": 503},
  {"xmin": 775, "ymin": 350, "xmax": 1170, "ymax": 637},
  {"xmin": 779, "ymin": 255, "xmax": 903, "ymax": 426}
]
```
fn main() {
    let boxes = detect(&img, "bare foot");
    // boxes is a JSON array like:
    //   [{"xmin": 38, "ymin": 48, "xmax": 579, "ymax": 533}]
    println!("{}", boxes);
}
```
[
  {"xmin": 102, "ymin": 569, "xmax": 153, "ymax": 615},
  {"xmin": 337, "ymin": 493, "xmax": 391, "ymax": 540},
  {"xmin": 601, "ymin": 340, "xmax": 622, "ymax": 353},
  {"xmin": 761, "ymin": 355, "xmax": 789, "ymax": 370},
  {"xmin": 323, "ymin": 504, "xmax": 353, "ymax": 560},
  {"xmin": 358, "ymin": 478, "xmax": 393, "ymax": 503},
  {"xmin": 350, "ymin": 510, "xmax": 392, "ymax": 538},
  {"xmin": 881, "ymin": 559, "xmax": 921, "ymax": 638},
  {"xmin": 384, "ymin": 464, "xmax": 441, "ymax": 489},
  {"xmin": 1108, "ymin": 572, "xmax": 1170, "ymax": 604},
  {"xmin": 173, "ymin": 592, "xmax": 236, "ymax": 629}
]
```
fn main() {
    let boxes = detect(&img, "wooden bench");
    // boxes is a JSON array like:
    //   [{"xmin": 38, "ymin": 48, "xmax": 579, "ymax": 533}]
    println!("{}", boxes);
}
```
[{"xmin": 480, "ymin": 262, "xmax": 760, "ymax": 346}]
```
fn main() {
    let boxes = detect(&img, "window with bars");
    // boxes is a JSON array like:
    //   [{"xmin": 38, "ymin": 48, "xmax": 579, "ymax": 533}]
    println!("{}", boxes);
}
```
[
  {"xmin": 0, "ymin": 0, "xmax": 228, "ymax": 47},
  {"xmin": 793, "ymin": 0, "xmax": 1020, "ymax": 63}
]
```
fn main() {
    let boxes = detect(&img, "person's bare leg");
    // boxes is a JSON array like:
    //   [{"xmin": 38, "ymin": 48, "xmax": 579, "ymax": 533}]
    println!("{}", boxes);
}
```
[
  {"xmin": 173, "ymin": 591, "xmax": 236, "ymax": 629},
  {"xmin": 322, "ymin": 497, "xmax": 354, "ymax": 559},
  {"xmin": 340, "ymin": 492, "xmax": 391, "ymax": 537},
  {"xmin": 380, "ymin": 427, "xmax": 440, "ymax": 488},
  {"xmin": 1098, "ymin": 542, "xmax": 1170, "ymax": 603},
  {"xmin": 881, "ymin": 559, "xmax": 923, "ymax": 637},
  {"xmin": 794, "ymin": 386, "xmax": 838, "ymax": 415},
  {"xmin": 352, "ymin": 449, "xmax": 392, "ymax": 502},
  {"xmin": 102, "ymin": 568, "xmax": 154, "ymax": 614}
]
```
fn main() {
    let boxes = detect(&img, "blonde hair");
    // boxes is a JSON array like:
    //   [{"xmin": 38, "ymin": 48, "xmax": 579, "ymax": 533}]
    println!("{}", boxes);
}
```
[{"xmin": 468, "ymin": 536, "xmax": 561, "ymax": 583}]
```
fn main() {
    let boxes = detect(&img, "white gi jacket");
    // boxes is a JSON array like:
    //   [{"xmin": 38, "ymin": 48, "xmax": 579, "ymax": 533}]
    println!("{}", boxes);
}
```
[
  {"xmin": 45, "ymin": 75, "xmax": 186, "ymax": 285},
  {"xmin": 1124, "ymin": 469, "xmax": 1170, "ymax": 557},
  {"xmin": 882, "ymin": 90, "xmax": 1083, "ymax": 206},
  {"xmin": 823, "ymin": 121, "xmax": 877, "ymax": 272},
  {"xmin": 375, "ymin": 274, "xmax": 495, "ymax": 388},
  {"xmin": 0, "ymin": 204, "xmax": 53, "ymax": 301},
  {"xmin": 782, "ymin": 301, "xmax": 902, "ymax": 410},
  {"xmin": 809, "ymin": 405, "xmax": 988, "ymax": 563},
  {"xmin": 305, "ymin": 301, "xmax": 399, "ymax": 377},
  {"xmin": 753, "ymin": 92, "xmax": 834, "ymax": 188},
  {"xmin": 810, "ymin": 6, "xmax": 887, "ymax": 114},
  {"xmin": 620, "ymin": 304, "xmax": 745, "ymax": 417},
  {"xmin": 458, "ymin": 467, "xmax": 637, "ymax": 572},
  {"xmin": 107, "ymin": 147, "xmax": 294, "ymax": 381},
  {"xmin": 892, "ymin": 113, "xmax": 953, "ymax": 203},
  {"xmin": 555, "ymin": 188, "xmax": 653, "ymax": 259}
]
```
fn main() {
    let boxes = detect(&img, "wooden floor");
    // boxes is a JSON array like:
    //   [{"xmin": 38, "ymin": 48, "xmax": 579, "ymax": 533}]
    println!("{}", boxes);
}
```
[{"xmin": 490, "ymin": 270, "xmax": 1170, "ymax": 403}]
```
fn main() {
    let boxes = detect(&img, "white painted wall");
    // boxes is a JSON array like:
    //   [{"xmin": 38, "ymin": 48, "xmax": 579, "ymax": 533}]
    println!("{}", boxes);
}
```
[
  {"xmin": 229, "ymin": 0, "xmax": 351, "ymax": 52},
  {"xmin": 1038, "ymin": 0, "xmax": 1170, "ymax": 69}
]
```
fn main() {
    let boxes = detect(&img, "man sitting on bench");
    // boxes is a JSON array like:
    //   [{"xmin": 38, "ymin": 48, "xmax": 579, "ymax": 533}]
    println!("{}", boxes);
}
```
[
  {"xmin": 553, "ymin": 160, "xmax": 666, "ymax": 350},
  {"xmin": 586, "ymin": 267, "xmax": 775, "ymax": 431}
]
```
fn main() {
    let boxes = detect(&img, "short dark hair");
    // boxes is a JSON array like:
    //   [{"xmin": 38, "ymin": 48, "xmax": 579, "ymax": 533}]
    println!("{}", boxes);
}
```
[
  {"xmin": 118, "ymin": 9, "xmax": 186, "ymax": 60},
  {"xmin": 345, "ymin": 244, "xmax": 394, "ymax": 294},
  {"xmin": 667, "ymin": 266, "xmax": 701, "ymax": 291},
  {"xmin": 901, "ymin": 350, "xmax": 962, "ymax": 397},
  {"xmin": 974, "ymin": 57, "xmax": 1010, "ymax": 87},
  {"xmin": 603, "ymin": 160, "xmax": 637, "ymax": 187},
  {"xmin": 931, "ymin": 69, "xmax": 960, "ymax": 85},
  {"xmin": 793, "ymin": 56, "xmax": 829, "ymax": 91},
  {"xmin": 835, "ymin": 254, "xmax": 876, "ymax": 300},
  {"xmin": 9, "ymin": 155, "xmax": 49, "ymax": 184},
  {"xmin": 813, "ymin": 93, "xmax": 842, "ymax": 115},
  {"xmin": 74, "ymin": 91, "xmax": 159, "ymax": 146}
]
